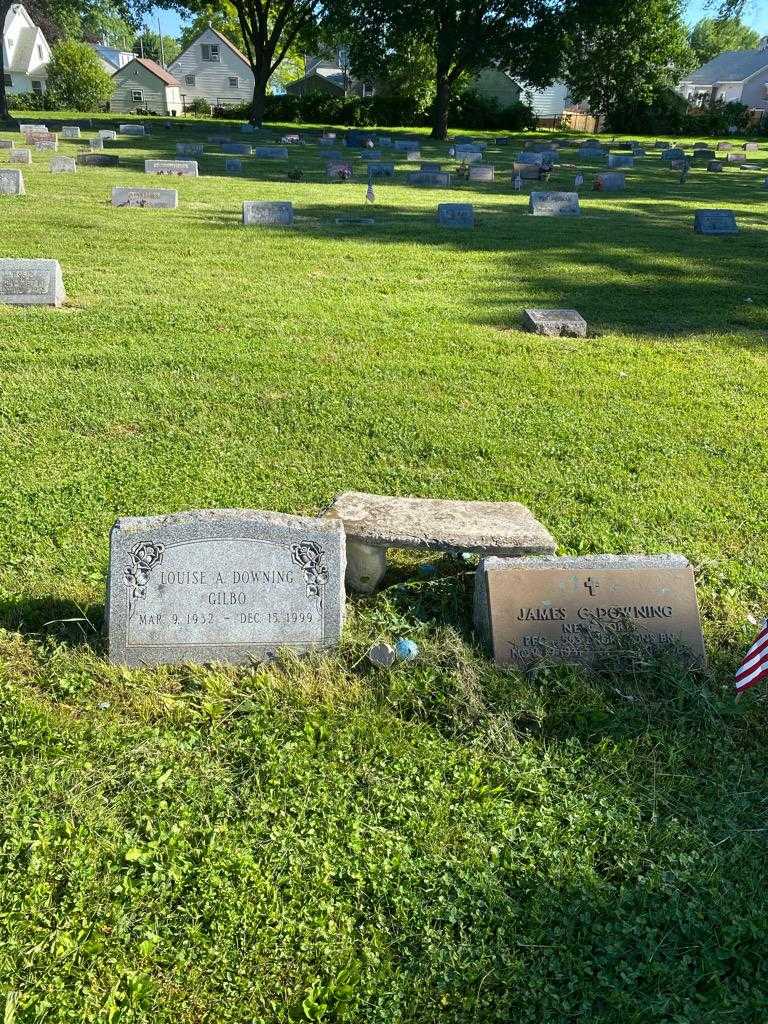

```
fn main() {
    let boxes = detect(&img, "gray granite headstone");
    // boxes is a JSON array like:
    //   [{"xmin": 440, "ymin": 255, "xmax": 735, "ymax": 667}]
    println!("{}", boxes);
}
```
[
  {"xmin": 607, "ymin": 153, "xmax": 633, "ymax": 169},
  {"xmin": 707, "ymin": 160, "xmax": 723, "ymax": 172},
  {"xmin": 377, "ymin": 136, "xmax": 392, "ymax": 147},
  {"xmin": 726, "ymin": 152, "xmax": 746, "ymax": 163},
  {"xmin": 455, "ymin": 150, "xmax": 481, "ymax": 163},
  {"xmin": 225, "ymin": 158, "xmax": 242, "ymax": 172},
  {"xmin": 529, "ymin": 191, "xmax": 580, "ymax": 216},
  {"xmin": 692, "ymin": 148, "xmax": 715, "ymax": 161},
  {"xmin": 89, "ymin": 137, "xmax": 104, "ymax": 150},
  {"xmin": 578, "ymin": 147, "xmax": 604, "ymax": 160},
  {"xmin": 107, "ymin": 509, "xmax": 346, "ymax": 667},
  {"xmin": 359, "ymin": 150, "xmax": 382, "ymax": 161},
  {"xmin": 469, "ymin": 164, "xmax": 494, "ymax": 181},
  {"xmin": 77, "ymin": 153, "xmax": 119, "ymax": 166},
  {"xmin": 61, "ymin": 126, "xmax": 81, "ymax": 139},
  {"xmin": 366, "ymin": 162, "xmax": 394, "ymax": 177},
  {"xmin": 0, "ymin": 140, "xmax": 14, "ymax": 149},
  {"xmin": 437, "ymin": 203, "xmax": 474, "ymax": 228},
  {"xmin": 513, "ymin": 162, "xmax": 541, "ymax": 179},
  {"xmin": 661, "ymin": 148, "xmax": 684, "ymax": 161},
  {"xmin": 516, "ymin": 151, "xmax": 545, "ymax": 165},
  {"xmin": 0, "ymin": 169, "xmax": 25, "ymax": 194},
  {"xmin": 405, "ymin": 150, "xmax": 423, "ymax": 161},
  {"xmin": 242, "ymin": 201, "xmax": 293, "ymax": 226},
  {"xmin": 145, "ymin": 159, "xmax": 198, "ymax": 177},
  {"xmin": 744, "ymin": 142, "xmax": 759, "ymax": 151},
  {"xmin": 10, "ymin": 149, "xmax": 31, "ymax": 165},
  {"xmin": 221, "ymin": 142, "xmax": 251, "ymax": 155},
  {"xmin": 19, "ymin": 123, "xmax": 47, "ymax": 133},
  {"xmin": 0, "ymin": 258, "xmax": 65, "ymax": 306},
  {"xmin": 420, "ymin": 161, "xmax": 442, "ymax": 172},
  {"xmin": 50, "ymin": 156, "xmax": 76, "ymax": 173},
  {"xmin": 177, "ymin": 142, "xmax": 204, "ymax": 156},
  {"xmin": 522, "ymin": 308, "xmax": 587, "ymax": 337},
  {"xmin": 716, "ymin": 142, "xmax": 733, "ymax": 151},
  {"xmin": 112, "ymin": 186, "xmax": 178, "ymax": 208},
  {"xmin": 694, "ymin": 209, "xmax": 738, "ymax": 235},
  {"xmin": 408, "ymin": 171, "xmax": 450, "ymax": 187},
  {"xmin": 394, "ymin": 140, "xmax": 419, "ymax": 152},
  {"xmin": 99, "ymin": 129, "xmax": 117, "ymax": 141},
  {"xmin": 120, "ymin": 124, "xmax": 146, "ymax": 136},
  {"xmin": 209, "ymin": 134, "xmax": 233, "ymax": 144},
  {"xmin": 254, "ymin": 146, "xmax": 288, "ymax": 159},
  {"xmin": 594, "ymin": 171, "xmax": 624, "ymax": 191},
  {"xmin": 326, "ymin": 161, "xmax": 353, "ymax": 180}
]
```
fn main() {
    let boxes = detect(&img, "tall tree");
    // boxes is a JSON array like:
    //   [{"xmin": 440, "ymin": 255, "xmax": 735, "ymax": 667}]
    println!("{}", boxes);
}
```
[
  {"xmin": 167, "ymin": 0, "xmax": 323, "ymax": 123},
  {"xmin": 562, "ymin": 0, "xmax": 694, "ymax": 123},
  {"xmin": 331, "ymin": 0, "xmax": 565, "ymax": 140},
  {"xmin": 689, "ymin": 16, "xmax": 760, "ymax": 65}
]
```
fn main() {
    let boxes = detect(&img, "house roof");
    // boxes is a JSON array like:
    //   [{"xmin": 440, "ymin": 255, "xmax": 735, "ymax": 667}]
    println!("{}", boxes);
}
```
[
  {"xmin": 115, "ymin": 57, "xmax": 181, "ymax": 88},
  {"xmin": 684, "ymin": 49, "xmax": 768, "ymax": 85},
  {"xmin": 287, "ymin": 66, "xmax": 349, "ymax": 91},
  {"xmin": 4, "ymin": 4, "xmax": 47, "ymax": 75},
  {"xmin": 169, "ymin": 25, "xmax": 251, "ymax": 71}
]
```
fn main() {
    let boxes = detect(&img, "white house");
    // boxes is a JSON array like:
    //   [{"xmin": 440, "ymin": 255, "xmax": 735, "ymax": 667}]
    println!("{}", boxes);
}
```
[
  {"xmin": 110, "ymin": 57, "xmax": 182, "ymax": 116},
  {"xmin": 678, "ymin": 41, "xmax": 768, "ymax": 113},
  {"xmin": 168, "ymin": 26, "xmax": 254, "ymax": 109},
  {"xmin": 2, "ymin": 3, "xmax": 50, "ymax": 96}
]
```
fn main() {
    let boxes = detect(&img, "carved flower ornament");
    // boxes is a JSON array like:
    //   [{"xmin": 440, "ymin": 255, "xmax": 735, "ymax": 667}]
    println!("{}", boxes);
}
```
[{"xmin": 124, "ymin": 541, "xmax": 165, "ymax": 600}]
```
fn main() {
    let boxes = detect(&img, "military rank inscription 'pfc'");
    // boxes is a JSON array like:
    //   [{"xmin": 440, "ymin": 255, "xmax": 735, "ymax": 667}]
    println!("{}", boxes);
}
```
[
  {"xmin": 475, "ymin": 554, "xmax": 706, "ymax": 668},
  {"xmin": 107, "ymin": 509, "xmax": 346, "ymax": 666}
]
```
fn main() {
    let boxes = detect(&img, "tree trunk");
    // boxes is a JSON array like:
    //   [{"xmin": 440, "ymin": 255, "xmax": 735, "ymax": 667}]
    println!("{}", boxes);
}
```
[
  {"xmin": 431, "ymin": 73, "xmax": 451, "ymax": 141},
  {"xmin": 0, "ymin": 0, "xmax": 16, "ymax": 127},
  {"xmin": 249, "ymin": 74, "xmax": 269, "ymax": 126}
]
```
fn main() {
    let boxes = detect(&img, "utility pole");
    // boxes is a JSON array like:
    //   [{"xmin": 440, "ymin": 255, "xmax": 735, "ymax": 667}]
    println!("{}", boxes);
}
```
[
  {"xmin": 139, "ymin": 34, "xmax": 144, "ymax": 59},
  {"xmin": 157, "ymin": 15, "xmax": 165, "ymax": 67}
]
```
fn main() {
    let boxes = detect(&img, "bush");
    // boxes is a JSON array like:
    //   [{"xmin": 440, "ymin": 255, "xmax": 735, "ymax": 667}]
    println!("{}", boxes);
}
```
[
  {"xmin": 606, "ymin": 88, "xmax": 689, "ymax": 135},
  {"xmin": 681, "ymin": 101, "xmax": 751, "ymax": 136},
  {"xmin": 187, "ymin": 97, "xmax": 213, "ymax": 115},
  {"xmin": 447, "ymin": 88, "xmax": 535, "ymax": 131},
  {"xmin": 7, "ymin": 91, "xmax": 47, "ymax": 111},
  {"xmin": 45, "ymin": 39, "xmax": 113, "ymax": 112}
]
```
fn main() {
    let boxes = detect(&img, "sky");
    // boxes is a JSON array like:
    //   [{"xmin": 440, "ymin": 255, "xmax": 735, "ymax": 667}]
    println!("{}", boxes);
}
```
[{"xmin": 148, "ymin": 0, "xmax": 768, "ymax": 41}]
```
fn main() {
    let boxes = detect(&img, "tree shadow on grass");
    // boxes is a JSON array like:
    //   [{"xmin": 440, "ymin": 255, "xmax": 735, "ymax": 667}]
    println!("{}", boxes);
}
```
[{"xmin": 0, "ymin": 595, "xmax": 103, "ymax": 649}]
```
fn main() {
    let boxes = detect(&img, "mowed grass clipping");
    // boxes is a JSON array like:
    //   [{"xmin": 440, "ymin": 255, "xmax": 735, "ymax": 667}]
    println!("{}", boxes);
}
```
[{"xmin": 0, "ymin": 113, "xmax": 767, "ymax": 1022}]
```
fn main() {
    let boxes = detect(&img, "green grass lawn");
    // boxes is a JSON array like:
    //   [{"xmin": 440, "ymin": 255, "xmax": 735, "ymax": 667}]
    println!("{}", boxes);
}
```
[{"xmin": 1, "ymin": 112, "xmax": 768, "ymax": 1022}]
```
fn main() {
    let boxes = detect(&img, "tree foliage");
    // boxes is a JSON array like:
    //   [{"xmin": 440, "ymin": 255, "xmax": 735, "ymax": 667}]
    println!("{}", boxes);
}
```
[
  {"xmin": 689, "ymin": 16, "xmax": 761, "ymax": 66},
  {"xmin": 134, "ymin": 29, "xmax": 181, "ymax": 63},
  {"xmin": 329, "ymin": 0, "xmax": 565, "ymax": 140},
  {"xmin": 563, "ymin": 0, "xmax": 694, "ymax": 120},
  {"xmin": 45, "ymin": 38, "xmax": 115, "ymax": 109}
]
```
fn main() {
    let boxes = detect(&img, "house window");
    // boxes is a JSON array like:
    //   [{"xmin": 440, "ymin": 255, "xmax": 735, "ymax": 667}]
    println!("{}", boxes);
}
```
[
  {"xmin": 362, "ymin": 82, "xmax": 374, "ymax": 97},
  {"xmin": 201, "ymin": 43, "xmax": 220, "ymax": 62},
  {"xmin": 31, "ymin": 80, "xmax": 43, "ymax": 94},
  {"xmin": 228, "ymin": 76, "xmax": 239, "ymax": 89},
  {"xmin": 185, "ymin": 74, "xmax": 195, "ymax": 86},
  {"xmin": 37, "ymin": 44, "xmax": 43, "ymax": 58},
  {"xmin": 131, "ymin": 89, "xmax": 143, "ymax": 102},
  {"xmin": 3, "ymin": 74, "xmax": 10, "ymax": 87}
]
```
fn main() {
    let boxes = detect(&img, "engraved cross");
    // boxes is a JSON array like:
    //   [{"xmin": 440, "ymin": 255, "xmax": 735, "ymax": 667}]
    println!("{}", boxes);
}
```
[{"xmin": 584, "ymin": 577, "xmax": 599, "ymax": 597}]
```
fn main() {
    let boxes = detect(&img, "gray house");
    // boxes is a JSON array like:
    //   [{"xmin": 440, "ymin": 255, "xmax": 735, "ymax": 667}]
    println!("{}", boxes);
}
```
[
  {"xmin": 678, "ymin": 42, "xmax": 768, "ymax": 113},
  {"xmin": 285, "ymin": 52, "xmax": 373, "ymax": 98}
]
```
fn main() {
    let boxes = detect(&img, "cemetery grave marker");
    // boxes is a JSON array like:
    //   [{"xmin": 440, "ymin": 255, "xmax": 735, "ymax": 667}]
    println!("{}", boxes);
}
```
[
  {"xmin": 516, "ymin": 151, "xmax": 545, "ymax": 165},
  {"xmin": 49, "ymin": 156, "xmax": 76, "ymax": 173},
  {"xmin": 408, "ymin": 171, "xmax": 451, "ymax": 187},
  {"xmin": 405, "ymin": 150, "xmax": 423, "ymax": 161},
  {"xmin": 326, "ymin": 161, "xmax": 353, "ymax": 181},
  {"xmin": 607, "ymin": 153, "xmax": 633, "ymax": 169},
  {"xmin": 112, "ymin": 186, "xmax": 178, "ymax": 209},
  {"xmin": 474, "ymin": 553, "xmax": 705, "ymax": 668},
  {"xmin": 322, "ymin": 491, "xmax": 555, "ymax": 594},
  {"xmin": 0, "ymin": 169, "xmax": 25, "ymax": 194},
  {"xmin": 529, "ymin": 191, "xmax": 580, "ymax": 216},
  {"xmin": 19, "ymin": 123, "xmax": 47, "ymax": 133},
  {"xmin": 242, "ymin": 201, "xmax": 294, "ymax": 226},
  {"xmin": 522, "ymin": 308, "xmax": 588, "ymax": 337},
  {"xmin": 99, "ymin": 130, "xmax": 117, "ymax": 141},
  {"xmin": 692, "ymin": 148, "xmax": 716, "ymax": 161},
  {"xmin": 61, "ymin": 126, "xmax": 81, "ymax": 140},
  {"xmin": 107, "ymin": 509, "xmax": 345, "ymax": 667},
  {"xmin": 221, "ymin": 143, "xmax": 251, "ymax": 155},
  {"xmin": 89, "ymin": 137, "xmax": 104, "ymax": 150},
  {"xmin": 469, "ymin": 164, "xmax": 494, "ymax": 181},
  {"xmin": 120, "ymin": 124, "xmax": 146, "ymax": 136},
  {"xmin": 513, "ymin": 163, "xmax": 541, "ymax": 180},
  {"xmin": 594, "ymin": 171, "xmax": 624, "ymax": 191},
  {"xmin": 177, "ymin": 143, "xmax": 204, "ymax": 156},
  {"xmin": 393, "ymin": 140, "xmax": 419, "ymax": 152},
  {"xmin": 366, "ymin": 162, "xmax": 394, "ymax": 177},
  {"xmin": 254, "ymin": 146, "xmax": 289, "ymax": 159},
  {"xmin": 77, "ymin": 153, "xmax": 119, "ymax": 166},
  {"xmin": 727, "ymin": 152, "xmax": 746, "ymax": 164},
  {"xmin": 225, "ymin": 159, "xmax": 242, "ymax": 172},
  {"xmin": 716, "ymin": 142, "xmax": 732, "ymax": 151},
  {"xmin": 420, "ymin": 162, "xmax": 443, "ymax": 172},
  {"xmin": 145, "ymin": 159, "xmax": 199, "ymax": 177},
  {"xmin": 578, "ymin": 147, "xmax": 605, "ymax": 160},
  {"xmin": 10, "ymin": 149, "xmax": 31, "ymax": 164},
  {"xmin": 744, "ymin": 142, "xmax": 759, "ymax": 151},
  {"xmin": 437, "ymin": 203, "xmax": 474, "ymax": 229},
  {"xmin": 0, "ymin": 258, "xmax": 65, "ymax": 306},
  {"xmin": 707, "ymin": 160, "xmax": 723, "ymax": 172},
  {"xmin": 377, "ymin": 136, "xmax": 392, "ymax": 147},
  {"xmin": 661, "ymin": 148, "xmax": 684, "ymax": 161},
  {"xmin": 694, "ymin": 209, "xmax": 738, "ymax": 235},
  {"xmin": 0, "ymin": 140, "xmax": 14, "ymax": 149}
]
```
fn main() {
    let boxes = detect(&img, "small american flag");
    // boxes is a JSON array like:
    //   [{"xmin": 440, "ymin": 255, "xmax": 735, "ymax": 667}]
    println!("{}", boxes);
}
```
[
  {"xmin": 365, "ymin": 178, "xmax": 375, "ymax": 203},
  {"xmin": 735, "ymin": 618, "xmax": 768, "ymax": 694},
  {"xmin": 514, "ymin": 173, "xmax": 522, "ymax": 191}
]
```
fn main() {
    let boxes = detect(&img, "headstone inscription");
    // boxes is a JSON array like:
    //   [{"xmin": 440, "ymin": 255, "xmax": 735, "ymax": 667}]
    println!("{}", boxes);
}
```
[
  {"xmin": 474, "ymin": 554, "xmax": 706, "ymax": 669},
  {"xmin": 594, "ymin": 171, "xmax": 625, "ymax": 191},
  {"xmin": 221, "ymin": 143, "xmax": 252, "ymax": 155},
  {"xmin": 177, "ymin": 142, "xmax": 204, "ymax": 156},
  {"xmin": 469, "ymin": 164, "xmax": 494, "ymax": 182},
  {"xmin": 112, "ymin": 187, "xmax": 178, "ymax": 209},
  {"xmin": 145, "ymin": 159, "xmax": 199, "ymax": 177},
  {"xmin": 107, "ymin": 509, "xmax": 346, "ymax": 667},
  {"xmin": 437, "ymin": 203, "xmax": 474, "ymax": 229},
  {"xmin": 366, "ymin": 162, "xmax": 395, "ymax": 177},
  {"xmin": 49, "ymin": 156, "xmax": 76, "ymax": 173},
  {"xmin": 242, "ymin": 201, "xmax": 294, "ymax": 226},
  {"xmin": 694, "ymin": 209, "xmax": 738, "ymax": 235},
  {"xmin": 607, "ymin": 153, "xmax": 633, "ymax": 169},
  {"xmin": 529, "ymin": 191, "xmax": 580, "ymax": 216},
  {"xmin": 19, "ymin": 123, "xmax": 47, "ymax": 133},
  {"xmin": 89, "ymin": 137, "xmax": 104, "ymax": 150},
  {"xmin": 0, "ymin": 169, "xmax": 25, "ymax": 194},
  {"xmin": 61, "ymin": 126, "xmax": 81, "ymax": 139},
  {"xmin": 120, "ymin": 124, "xmax": 146, "ymax": 136},
  {"xmin": 10, "ymin": 149, "xmax": 31, "ymax": 165},
  {"xmin": 77, "ymin": 153, "xmax": 119, "ymax": 166},
  {"xmin": 0, "ymin": 258, "xmax": 65, "ymax": 307},
  {"xmin": 407, "ymin": 171, "xmax": 451, "ymax": 187},
  {"xmin": 521, "ymin": 309, "xmax": 588, "ymax": 337},
  {"xmin": 253, "ymin": 146, "xmax": 289, "ymax": 159},
  {"xmin": 322, "ymin": 491, "xmax": 555, "ymax": 594}
]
